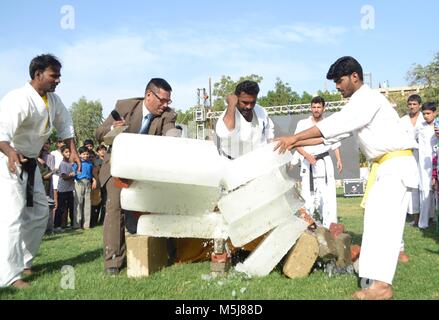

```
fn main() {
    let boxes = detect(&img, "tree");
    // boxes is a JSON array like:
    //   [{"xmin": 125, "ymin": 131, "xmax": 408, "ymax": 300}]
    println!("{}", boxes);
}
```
[
  {"xmin": 407, "ymin": 52, "xmax": 439, "ymax": 102},
  {"xmin": 315, "ymin": 90, "xmax": 342, "ymax": 103},
  {"xmin": 212, "ymin": 74, "xmax": 263, "ymax": 111},
  {"xmin": 176, "ymin": 108, "xmax": 194, "ymax": 125},
  {"xmin": 69, "ymin": 96, "xmax": 103, "ymax": 146},
  {"xmin": 300, "ymin": 91, "xmax": 313, "ymax": 104},
  {"xmin": 258, "ymin": 78, "xmax": 300, "ymax": 107}
]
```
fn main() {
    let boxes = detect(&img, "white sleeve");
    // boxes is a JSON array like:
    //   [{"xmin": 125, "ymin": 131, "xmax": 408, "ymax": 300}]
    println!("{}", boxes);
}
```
[
  {"xmin": 266, "ymin": 116, "xmax": 274, "ymax": 141},
  {"xmin": 294, "ymin": 119, "xmax": 305, "ymax": 135},
  {"xmin": 0, "ymin": 92, "xmax": 29, "ymax": 143},
  {"xmin": 317, "ymin": 98, "xmax": 380, "ymax": 139},
  {"xmin": 323, "ymin": 133, "xmax": 351, "ymax": 146},
  {"xmin": 215, "ymin": 110, "xmax": 236, "ymax": 138},
  {"xmin": 53, "ymin": 95, "xmax": 75, "ymax": 140}
]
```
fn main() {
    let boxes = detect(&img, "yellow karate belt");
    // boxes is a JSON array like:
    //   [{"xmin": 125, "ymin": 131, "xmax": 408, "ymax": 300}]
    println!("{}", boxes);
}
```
[{"xmin": 360, "ymin": 150, "xmax": 413, "ymax": 208}]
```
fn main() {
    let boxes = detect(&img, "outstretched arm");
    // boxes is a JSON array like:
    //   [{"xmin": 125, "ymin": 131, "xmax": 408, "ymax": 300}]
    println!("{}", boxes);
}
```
[{"xmin": 274, "ymin": 126, "xmax": 323, "ymax": 153}]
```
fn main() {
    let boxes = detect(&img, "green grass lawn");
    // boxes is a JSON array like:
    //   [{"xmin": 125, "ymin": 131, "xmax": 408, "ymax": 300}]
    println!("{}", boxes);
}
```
[{"xmin": 1, "ymin": 194, "xmax": 439, "ymax": 300}]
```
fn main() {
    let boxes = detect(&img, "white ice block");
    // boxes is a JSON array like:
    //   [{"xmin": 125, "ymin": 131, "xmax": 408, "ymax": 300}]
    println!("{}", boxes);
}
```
[
  {"xmin": 221, "ymin": 142, "xmax": 293, "ymax": 191},
  {"xmin": 235, "ymin": 217, "xmax": 307, "ymax": 277},
  {"xmin": 218, "ymin": 168, "xmax": 303, "ymax": 224},
  {"xmin": 136, "ymin": 213, "xmax": 228, "ymax": 239},
  {"xmin": 111, "ymin": 133, "xmax": 227, "ymax": 187},
  {"xmin": 121, "ymin": 180, "xmax": 220, "ymax": 215},
  {"xmin": 226, "ymin": 189, "xmax": 299, "ymax": 247}
]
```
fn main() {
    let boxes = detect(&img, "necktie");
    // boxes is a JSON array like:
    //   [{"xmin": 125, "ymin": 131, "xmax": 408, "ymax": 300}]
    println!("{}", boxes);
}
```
[{"xmin": 139, "ymin": 114, "xmax": 153, "ymax": 134}]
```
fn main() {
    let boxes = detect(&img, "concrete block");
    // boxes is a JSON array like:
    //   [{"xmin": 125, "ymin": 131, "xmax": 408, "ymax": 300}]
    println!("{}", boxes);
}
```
[
  {"xmin": 234, "ymin": 217, "xmax": 308, "ymax": 277},
  {"xmin": 350, "ymin": 245, "xmax": 361, "ymax": 262},
  {"xmin": 112, "ymin": 133, "xmax": 227, "ymax": 187},
  {"xmin": 335, "ymin": 233, "xmax": 352, "ymax": 268},
  {"xmin": 227, "ymin": 190, "xmax": 298, "ymax": 247},
  {"xmin": 219, "ymin": 167, "xmax": 303, "ymax": 225},
  {"xmin": 296, "ymin": 207, "xmax": 317, "ymax": 228},
  {"xmin": 126, "ymin": 235, "xmax": 168, "ymax": 278},
  {"xmin": 211, "ymin": 252, "xmax": 231, "ymax": 274},
  {"xmin": 136, "ymin": 213, "xmax": 228, "ymax": 239},
  {"xmin": 353, "ymin": 259, "xmax": 360, "ymax": 274},
  {"xmin": 329, "ymin": 223, "xmax": 345, "ymax": 239},
  {"xmin": 314, "ymin": 227, "xmax": 337, "ymax": 260},
  {"xmin": 283, "ymin": 231, "xmax": 319, "ymax": 279},
  {"xmin": 222, "ymin": 142, "xmax": 293, "ymax": 191},
  {"xmin": 121, "ymin": 180, "xmax": 220, "ymax": 215}
]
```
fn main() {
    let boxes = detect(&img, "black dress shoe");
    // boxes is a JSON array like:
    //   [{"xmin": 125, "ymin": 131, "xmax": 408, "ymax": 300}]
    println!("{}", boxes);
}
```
[{"xmin": 105, "ymin": 267, "xmax": 120, "ymax": 275}]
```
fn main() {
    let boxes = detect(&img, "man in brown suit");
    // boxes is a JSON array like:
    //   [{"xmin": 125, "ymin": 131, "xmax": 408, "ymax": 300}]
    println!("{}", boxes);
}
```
[{"xmin": 95, "ymin": 78, "xmax": 177, "ymax": 274}]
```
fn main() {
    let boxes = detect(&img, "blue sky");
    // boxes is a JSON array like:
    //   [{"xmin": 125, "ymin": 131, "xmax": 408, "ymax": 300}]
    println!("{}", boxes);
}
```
[{"xmin": 0, "ymin": 0, "xmax": 438, "ymax": 116}]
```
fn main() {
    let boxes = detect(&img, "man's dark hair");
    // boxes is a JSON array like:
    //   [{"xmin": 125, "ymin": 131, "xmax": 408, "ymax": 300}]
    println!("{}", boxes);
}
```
[
  {"xmin": 145, "ymin": 78, "xmax": 172, "ymax": 93},
  {"xmin": 326, "ymin": 56, "xmax": 364, "ymax": 82},
  {"xmin": 83, "ymin": 139, "xmax": 94, "ymax": 146},
  {"xmin": 421, "ymin": 102, "xmax": 437, "ymax": 112},
  {"xmin": 60, "ymin": 145, "xmax": 70, "ymax": 153},
  {"xmin": 408, "ymin": 94, "xmax": 422, "ymax": 105},
  {"xmin": 96, "ymin": 144, "xmax": 107, "ymax": 152},
  {"xmin": 235, "ymin": 80, "xmax": 260, "ymax": 96},
  {"xmin": 78, "ymin": 146, "xmax": 89, "ymax": 154},
  {"xmin": 29, "ymin": 54, "xmax": 62, "ymax": 79},
  {"xmin": 311, "ymin": 96, "xmax": 325, "ymax": 106}
]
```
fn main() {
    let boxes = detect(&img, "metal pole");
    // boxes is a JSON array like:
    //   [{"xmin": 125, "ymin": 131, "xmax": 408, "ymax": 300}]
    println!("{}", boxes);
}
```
[{"xmin": 209, "ymin": 77, "xmax": 212, "ymax": 108}]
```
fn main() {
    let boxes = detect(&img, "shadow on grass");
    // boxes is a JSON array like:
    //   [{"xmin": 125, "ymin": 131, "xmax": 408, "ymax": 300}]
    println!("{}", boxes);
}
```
[
  {"xmin": 29, "ymin": 248, "xmax": 102, "ymax": 280},
  {"xmin": 345, "ymin": 231, "xmax": 362, "ymax": 246},
  {"xmin": 0, "ymin": 287, "xmax": 17, "ymax": 298},
  {"xmin": 419, "ymin": 223, "xmax": 439, "ymax": 248},
  {"xmin": 43, "ymin": 229, "xmax": 87, "ymax": 242}
]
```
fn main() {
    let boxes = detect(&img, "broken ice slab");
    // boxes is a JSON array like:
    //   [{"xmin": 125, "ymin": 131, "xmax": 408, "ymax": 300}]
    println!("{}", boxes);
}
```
[
  {"xmin": 235, "ymin": 217, "xmax": 308, "ymax": 277},
  {"xmin": 121, "ymin": 180, "xmax": 220, "ymax": 215},
  {"xmin": 221, "ymin": 142, "xmax": 293, "ymax": 191},
  {"xmin": 226, "ymin": 189, "xmax": 300, "ymax": 247},
  {"xmin": 218, "ymin": 167, "xmax": 303, "ymax": 225},
  {"xmin": 136, "ymin": 213, "xmax": 228, "ymax": 239},
  {"xmin": 111, "ymin": 133, "xmax": 227, "ymax": 187}
]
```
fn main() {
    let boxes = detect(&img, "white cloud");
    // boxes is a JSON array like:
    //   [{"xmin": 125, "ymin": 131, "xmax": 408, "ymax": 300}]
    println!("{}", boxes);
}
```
[{"xmin": 0, "ymin": 22, "xmax": 348, "ymax": 115}]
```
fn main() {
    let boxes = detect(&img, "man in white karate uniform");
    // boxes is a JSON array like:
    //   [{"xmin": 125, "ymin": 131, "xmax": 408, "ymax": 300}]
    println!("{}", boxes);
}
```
[
  {"xmin": 295, "ymin": 96, "xmax": 342, "ymax": 228},
  {"xmin": 400, "ymin": 95, "xmax": 423, "ymax": 224},
  {"xmin": 275, "ymin": 56, "xmax": 418, "ymax": 300},
  {"xmin": 415, "ymin": 102, "xmax": 438, "ymax": 229},
  {"xmin": 0, "ymin": 54, "xmax": 80, "ymax": 288},
  {"xmin": 215, "ymin": 80, "xmax": 274, "ymax": 159}
]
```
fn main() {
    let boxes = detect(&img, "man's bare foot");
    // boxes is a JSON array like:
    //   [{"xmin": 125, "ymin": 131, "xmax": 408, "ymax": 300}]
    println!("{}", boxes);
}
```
[
  {"xmin": 398, "ymin": 251, "xmax": 409, "ymax": 264},
  {"xmin": 11, "ymin": 279, "xmax": 30, "ymax": 289},
  {"xmin": 352, "ymin": 280, "xmax": 393, "ymax": 300},
  {"xmin": 22, "ymin": 268, "xmax": 33, "ymax": 276}
]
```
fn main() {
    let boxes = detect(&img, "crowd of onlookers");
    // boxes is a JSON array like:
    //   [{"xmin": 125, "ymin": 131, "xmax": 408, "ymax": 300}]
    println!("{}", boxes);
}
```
[{"xmin": 38, "ymin": 138, "xmax": 107, "ymax": 233}]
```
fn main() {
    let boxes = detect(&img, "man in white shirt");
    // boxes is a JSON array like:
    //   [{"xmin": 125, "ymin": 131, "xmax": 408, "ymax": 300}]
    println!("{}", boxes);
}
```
[
  {"xmin": 51, "ymin": 138, "xmax": 67, "ymax": 225},
  {"xmin": 295, "ymin": 96, "xmax": 342, "ymax": 228},
  {"xmin": 0, "ymin": 54, "xmax": 80, "ymax": 288},
  {"xmin": 275, "ymin": 56, "xmax": 418, "ymax": 300},
  {"xmin": 400, "ymin": 95, "xmax": 423, "ymax": 224},
  {"xmin": 415, "ymin": 102, "xmax": 438, "ymax": 229},
  {"xmin": 215, "ymin": 80, "xmax": 274, "ymax": 159}
]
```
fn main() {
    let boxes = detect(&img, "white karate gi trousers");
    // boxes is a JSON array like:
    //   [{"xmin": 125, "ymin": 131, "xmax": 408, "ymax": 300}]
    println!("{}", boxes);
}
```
[
  {"xmin": 419, "ymin": 189, "xmax": 434, "ymax": 229},
  {"xmin": 359, "ymin": 156, "xmax": 417, "ymax": 285},
  {"xmin": 407, "ymin": 188, "xmax": 420, "ymax": 214},
  {"xmin": 0, "ymin": 154, "xmax": 49, "ymax": 287},
  {"xmin": 300, "ymin": 157, "xmax": 337, "ymax": 228}
]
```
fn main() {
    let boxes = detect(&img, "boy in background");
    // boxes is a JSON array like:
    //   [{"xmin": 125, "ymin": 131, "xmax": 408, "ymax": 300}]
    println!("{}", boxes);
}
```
[
  {"xmin": 415, "ymin": 102, "xmax": 438, "ymax": 229},
  {"xmin": 73, "ymin": 146, "xmax": 96, "ymax": 229},
  {"xmin": 54, "ymin": 146, "xmax": 76, "ymax": 232}
]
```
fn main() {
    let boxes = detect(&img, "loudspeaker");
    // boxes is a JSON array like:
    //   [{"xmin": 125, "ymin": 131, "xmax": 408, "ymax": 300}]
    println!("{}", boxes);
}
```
[{"xmin": 343, "ymin": 179, "xmax": 365, "ymax": 197}]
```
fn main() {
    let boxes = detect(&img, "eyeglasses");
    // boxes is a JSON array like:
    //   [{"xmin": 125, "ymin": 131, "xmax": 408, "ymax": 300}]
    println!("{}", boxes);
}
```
[{"xmin": 150, "ymin": 90, "xmax": 172, "ymax": 105}]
